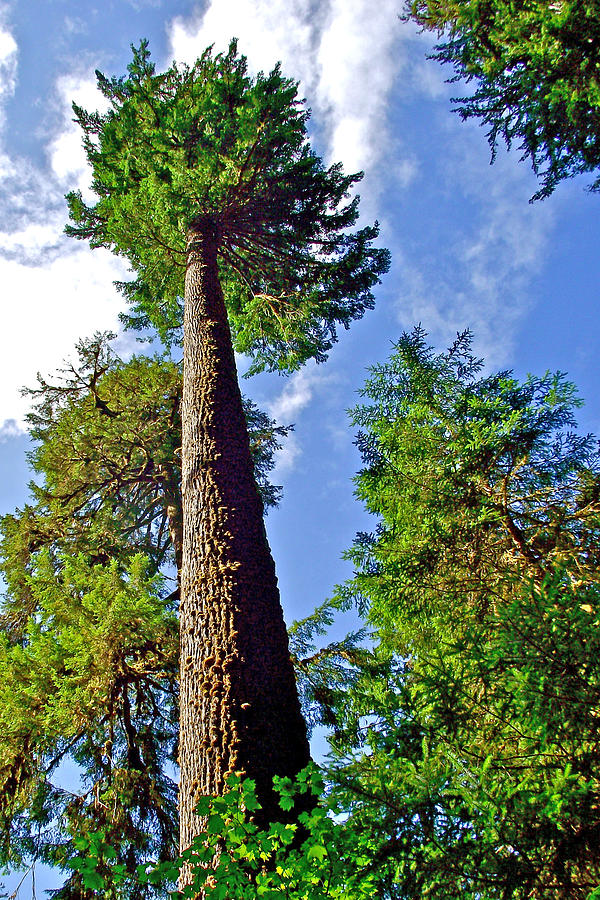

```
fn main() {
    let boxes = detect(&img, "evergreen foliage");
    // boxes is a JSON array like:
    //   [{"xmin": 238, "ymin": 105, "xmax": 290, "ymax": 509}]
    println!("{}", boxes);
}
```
[
  {"xmin": 64, "ymin": 40, "xmax": 388, "ymax": 846},
  {"xmin": 65, "ymin": 40, "xmax": 389, "ymax": 368},
  {"xmin": 403, "ymin": 0, "xmax": 600, "ymax": 198},
  {"xmin": 4, "ymin": 318, "xmax": 600, "ymax": 899},
  {"xmin": 0, "ymin": 553, "xmax": 177, "ymax": 900},
  {"xmin": 324, "ymin": 329, "xmax": 600, "ymax": 897},
  {"xmin": 288, "ymin": 602, "xmax": 372, "ymax": 743},
  {"xmin": 1, "ymin": 333, "xmax": 287, "ymax": 621}
]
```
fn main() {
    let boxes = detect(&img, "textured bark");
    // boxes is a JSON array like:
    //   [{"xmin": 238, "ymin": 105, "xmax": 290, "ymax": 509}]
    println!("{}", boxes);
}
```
[
  {"xmin": 178, "ymin": 218, "xmax": 310, "ymax": 855},
  {"xmin": 159, "ymin": 468, "xmax": 183, "ymax": 574}
]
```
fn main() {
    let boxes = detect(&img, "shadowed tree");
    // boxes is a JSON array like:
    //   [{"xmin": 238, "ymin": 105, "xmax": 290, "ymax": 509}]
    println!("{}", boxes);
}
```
[
  {"xmin": 65, "ymin": 40, "xmax": 390, "ymax": 850},
  {"xmin": 0, "ymin": 336, "xmax": 291, "ymax": 897}
]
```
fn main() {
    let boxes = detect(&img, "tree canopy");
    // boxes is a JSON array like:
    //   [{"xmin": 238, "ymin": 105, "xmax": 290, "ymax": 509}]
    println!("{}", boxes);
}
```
[
  {"xmin": 403, "ymin": 0, "xmax": 600, "ymax": 198},
  {"xmin": 64, "ymin": 329, "xmax": 600, "ymax": 899},
  {"xmin": 66, "ymin": 40, "xmax": 389, "ymax": 369},
  {"xmin": 4, "ymin": 328, "xmax": 600, "ymax": 897}
]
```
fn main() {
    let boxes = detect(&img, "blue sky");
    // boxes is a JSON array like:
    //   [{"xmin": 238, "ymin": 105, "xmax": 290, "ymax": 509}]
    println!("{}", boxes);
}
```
[{"xmin": 0, "ymin": 0, "xmax": 599, "ymax": 894}]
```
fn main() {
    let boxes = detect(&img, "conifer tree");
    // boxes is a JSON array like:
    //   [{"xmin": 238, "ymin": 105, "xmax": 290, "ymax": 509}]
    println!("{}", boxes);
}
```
[
  {"xmin": 1, "ymin": 334, "xmax": 288, "ymax": 608},
  {"xmin": 0, "ymin": 552, "xmax": 178, "ymax": 900},
  {"xmin": 65, "ymin": 41, "xmax": 389, "ymax": 848},
  {"xmin": 0, "ymin": 336, "xmax": 290, "ymax": 896},
  {"xmin": 323, "ymin": 329, "xmax": 600, "ymax": 898}
]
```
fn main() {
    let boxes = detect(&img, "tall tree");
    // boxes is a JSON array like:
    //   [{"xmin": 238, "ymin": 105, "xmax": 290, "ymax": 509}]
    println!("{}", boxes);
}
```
[
  {"xmin": 403, "ymin": 0, "xmax": 600, "ymax": 198},
  {"xmin": 65, "ymin": 41, "xmax": 389, "ymax": 848},
  {"xmin": 323, "ymin": 329, "xmax": 600, "ymax": 897}
]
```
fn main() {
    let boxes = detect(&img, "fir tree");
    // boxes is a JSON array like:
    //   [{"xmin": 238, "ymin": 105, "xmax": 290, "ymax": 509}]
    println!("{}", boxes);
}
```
[
  {"xmin": 325, "ymin": 329, "xmax": 600, "ymax": 898},
  {"xmin": 65, "ymin": 39, "xmax": 389, "ymax": 850},
  {"xmin": 404, "ymin": 0, "xmax": 600, "ymax": 198}
]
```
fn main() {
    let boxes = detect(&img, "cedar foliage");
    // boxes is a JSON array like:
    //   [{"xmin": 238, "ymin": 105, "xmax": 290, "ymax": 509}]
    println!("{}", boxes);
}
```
[{"xmin": 323, "ymin": 328, "xmax": 600, "ymax": 898}]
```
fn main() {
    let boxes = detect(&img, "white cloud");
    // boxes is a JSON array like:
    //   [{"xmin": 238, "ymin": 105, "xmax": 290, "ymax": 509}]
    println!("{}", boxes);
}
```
[
  {"xmin": 267, "ymin": 366, "xmax": 330, "ymax": 423},
  {"xmin": 47, "ymin": 71, "xmax": 109, "ymax": 195},
  {"xmin": 0, "ymin": 27, "xmax": 15, "ymax": 63},
  {"xmin": 409, "ymin": 56, "xmax": 451, "ymax": 101},
  {"xmin": 64, "ymin": 16, "xmax": 88, "ymax": 36},
  {"xmin": 0, "ymin": 49, "xmax": 128, "ymax": 430},
  {"xmin": 0, "ymin": 418, "xmax": 21, "ymax": 441},
  {"xmin": 393, "ymin": 123, "xmax": 555, "ymax": 368},
  {"xmin": 265, "ymin": 366, "xmax": 336, "ymax": 476},
  {"xmin": 0, "ymin": 218, "xmax": 64, "ymax": 256},
  {"xmin": 270, "ymin": 431, "xmax": 302, "ymax": 478},
  {"xmin": 125, "ymin": 0, "xmax": 164, "ymax": 9},
  {"xmin": 0, "ymin": 23, "xmax": 17, "ymax": 106},
  {"xmin": 0, "ymin": 246, "xmax": 128, "ymax": 427},
  {"xmin": 168, "ymin": 0, "xmax": 317, "ymax": 85},
  {"xmin": 313, "ymin": 0, "xmax": 402, "ymax": 174},
  {"xmin": 167, "ymin": 0, "xmax": 405, "ymax": 195},
  {"xmin": 394, "ymin": 155, "xmax": 419, "ymax": 188}
]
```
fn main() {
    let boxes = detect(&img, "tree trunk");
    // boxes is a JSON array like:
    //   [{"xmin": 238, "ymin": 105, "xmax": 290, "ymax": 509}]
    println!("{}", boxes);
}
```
[{"xmin": 178, "ymin": 217, "xmax": 310, "ymax": 854}]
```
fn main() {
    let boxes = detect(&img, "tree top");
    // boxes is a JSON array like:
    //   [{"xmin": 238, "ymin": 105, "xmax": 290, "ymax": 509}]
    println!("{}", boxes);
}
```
[{"xmin": 66, "ymin": 40, "xmax": 390, "ymax": 372}]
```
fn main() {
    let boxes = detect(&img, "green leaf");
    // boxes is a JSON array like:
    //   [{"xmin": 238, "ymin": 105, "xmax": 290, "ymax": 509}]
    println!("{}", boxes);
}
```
[
  {"xmin": 307, "ymin": 843, "xmax": 328, "ymax": 862},
  {"xmin": 195, "ymin": 796, "xmax": 211, "ymax": 816},
  {"xmin": 81, "ymin": 871, "xmax": 105, "ymax": 891},
  {"xmin": 207, "ymin": 813, "xmax": 225, "ymax": 834}
]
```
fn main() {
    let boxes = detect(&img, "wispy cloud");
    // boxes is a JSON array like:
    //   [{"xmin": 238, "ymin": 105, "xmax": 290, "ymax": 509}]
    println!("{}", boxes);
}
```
[
  {"xmin": 266, "ymin": 367, "xmax": 329, "ymax": 423},
  {"xmin": 312, "ymin": 0, "xmax": 403, "ymax": 175},
  {"xmin": 47, "ymin": 71, "xmax": 110, "ymax": 196},
  {"xmin": 167, "ymin": 0, "xmax": 405, "ymax": 207},
  {"xmin": 125, "ymin": 0, "xmax": 165, "ymax": 9},
  {"xmin": 0, "ymin": 21, "xmax": 17, "ymax": 110},
  {"xmin": 0, "ymin": 418, "xmax": 21, "ymax": 442},
  {"xmin": 63, "ymin": 16, "xmax": 88, "ymax": 36},
  {"xmin": 392, "ymin": 113, "xmax": 555, "ymax": 368},
  {"xmin": 264, "ymin": 366, "xmax": 337, "ymax": 477},
  {"xmin": 0, "ymin": 32, "xmax": 127, "ymax": 428}
]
